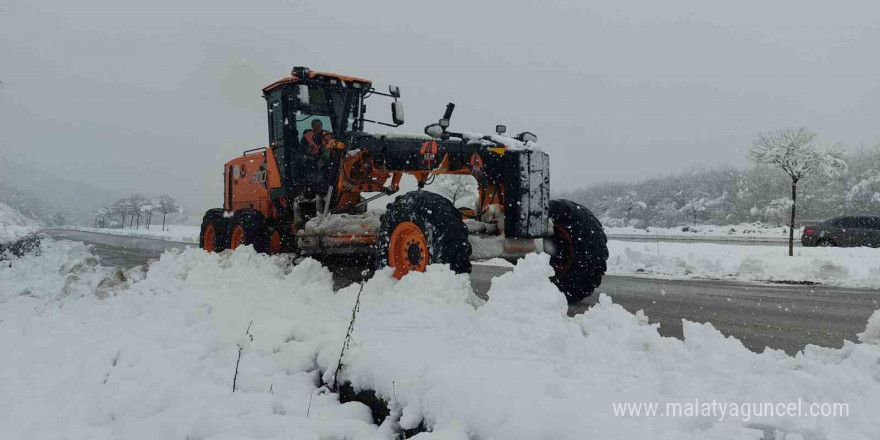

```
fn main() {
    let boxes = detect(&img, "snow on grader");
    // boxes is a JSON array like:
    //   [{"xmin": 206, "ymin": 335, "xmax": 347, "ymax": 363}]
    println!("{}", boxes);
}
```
[{"xmin": 199, "ymin": 66, "xmax": 608, "ymax": 303}]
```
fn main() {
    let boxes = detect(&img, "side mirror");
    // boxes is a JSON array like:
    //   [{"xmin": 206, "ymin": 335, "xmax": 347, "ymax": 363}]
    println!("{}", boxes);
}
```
[
  {"xmin": 495, "ymin": 124, "xmax": 507, "ymax": 134},
  {"xmin": 296, "ymin": 85, "xmax": 310, "ymax": 106},
  {"xmin": 391, "ymin": 101, "xmax": 405, "ymax": 125},
  {"xmin": 389, "ymin": 85, "xmax": 401, "ymax": 98},
  {"xmin": 424, "ymin": 123, "xmax": 444, "ymax": 139}
]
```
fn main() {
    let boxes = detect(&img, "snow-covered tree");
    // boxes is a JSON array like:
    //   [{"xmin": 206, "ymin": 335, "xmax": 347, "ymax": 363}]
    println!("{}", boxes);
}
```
[
  {"xmin": 749, "ymin": 198, "xmax": 791, "ymax": 227},
  {"xmin": 139, "ymin": 202, "xmax": 154, "ymax": 230},
  {"xmin": 93, "ymin": 205, "xmax": 111, "ymax": 228},
  {"xmin": 749, "ymin": 128, "xmax": 847, "ymax": 255},
  {"xmin": 48, "ymin": 212, "xmax": 67, "ymax": 227},
  {"xmin": 846, "ymin": 174, "xmax": 880, "ymax": 214},
  {"xmin": 615, "ymin": 191, "xmax": 646, "ymax": 226},
  {"xmin": 153, "ymin": 194, "xmax": 183, "ymax": 231},
  {"xmin": 113, "ymin": 199, "xmax": 132, "ymax": 228},
  {"xmin": 127, "ymin": 195, "xmax": 151, "ymax": 229},
  {"xmin": 432, "ymin": 175, "xmax": 478, "ymax": 208}
]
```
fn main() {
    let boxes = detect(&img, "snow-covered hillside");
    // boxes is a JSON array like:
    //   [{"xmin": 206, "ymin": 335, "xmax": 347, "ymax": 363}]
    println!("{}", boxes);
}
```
[
  {"xmin": 0, "ymin": 201, "xmax": 38, "ymax": 227},
  {"xmin": 2, "ymin": 239, "xmax": 879, "ymax": 439}
]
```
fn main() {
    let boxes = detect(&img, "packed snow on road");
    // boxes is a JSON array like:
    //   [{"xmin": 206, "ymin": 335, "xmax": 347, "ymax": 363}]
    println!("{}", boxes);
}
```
[
  {"xmin": 2, "ymin": 236, "xmax": 880, "ymax": 439},
  {"xmin": 64, "ymin": 225, "xmax": 202, "ymax": 243}
]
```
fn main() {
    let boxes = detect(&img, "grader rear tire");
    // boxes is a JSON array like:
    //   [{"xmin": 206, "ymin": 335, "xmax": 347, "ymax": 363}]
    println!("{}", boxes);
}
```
[
  {"xmin": 200, "ymin": 209, "xmax": 230, "ymax": 253},
  {"xmin": 229, "ymin": 210, "xmax": 268, "ymax": 253},
  {"xmin": 546, "ymin": 199, "xmax": 608, "ymax": 304},
  {"xmin": 374, "ymin": 191, "xmax": 472, "ymax": 278}
]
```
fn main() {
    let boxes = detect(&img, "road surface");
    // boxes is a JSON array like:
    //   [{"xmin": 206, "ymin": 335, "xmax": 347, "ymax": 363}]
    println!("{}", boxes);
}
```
[{"xmin": 44, "ymin": 229, "xmax": 880, "ymax": 355}]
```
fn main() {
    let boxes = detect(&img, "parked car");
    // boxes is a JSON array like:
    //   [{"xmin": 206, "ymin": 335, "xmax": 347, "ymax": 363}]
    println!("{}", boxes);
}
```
[{"xmin": 801, "ymin": 216, "xmax": 880, "ymax": 247}]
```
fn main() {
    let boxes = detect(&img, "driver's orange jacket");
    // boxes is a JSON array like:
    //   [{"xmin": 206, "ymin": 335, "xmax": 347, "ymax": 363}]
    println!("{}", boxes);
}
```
[{"xmin": 303, "ymin": 130, "xmax": 325, "ymax": 156}]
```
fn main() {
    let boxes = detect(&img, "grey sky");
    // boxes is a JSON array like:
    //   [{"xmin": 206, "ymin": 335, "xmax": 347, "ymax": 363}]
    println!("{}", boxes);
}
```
[{"xmin": 2, "ymin": 0, "xmax": 879, "ymax": 216}]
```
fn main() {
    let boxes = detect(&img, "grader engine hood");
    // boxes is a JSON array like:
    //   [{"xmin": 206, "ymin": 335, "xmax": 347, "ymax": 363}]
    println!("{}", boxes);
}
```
[{"xmin": 348, "ymin": 131, "xmax": 551, "ymax": 238}]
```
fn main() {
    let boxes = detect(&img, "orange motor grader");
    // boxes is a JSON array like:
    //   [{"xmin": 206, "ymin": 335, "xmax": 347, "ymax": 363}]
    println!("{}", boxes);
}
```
[{"xmin": 200, "ymin": 66, "xmax": 608, "ymax": 303}]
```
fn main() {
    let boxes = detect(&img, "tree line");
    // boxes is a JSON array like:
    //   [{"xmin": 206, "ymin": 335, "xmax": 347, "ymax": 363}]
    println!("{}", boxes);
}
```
[
  {"xmin": 562, "ymin": 129, "xmax": 879, "ymax": 231},
  {"xmin": 94, "ymin": 194, "xmax": 183, "ymax": 231}
]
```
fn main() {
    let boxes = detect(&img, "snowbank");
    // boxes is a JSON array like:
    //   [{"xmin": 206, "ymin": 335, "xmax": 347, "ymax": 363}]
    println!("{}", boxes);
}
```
[
  {"xmin": 858, "ymin": 310, "xmax": 880, "ymax": 345},
  {"xmin": 65, "ymin": 225, "xmax": 201, "ymax": 243},
  {"xmin": 608, "ymin": 239, "xmax": 880, "ymax": 288},
  {"xmin": 2, "ymin": 239, "xmax": 880, "ymax": 439},
  {"xmin": 605, "ymin": 222, "xmax": 796, "ymax": 243}
]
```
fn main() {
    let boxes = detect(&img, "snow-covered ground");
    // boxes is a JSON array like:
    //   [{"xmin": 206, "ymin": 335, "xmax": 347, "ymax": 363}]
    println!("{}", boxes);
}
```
[
  {"xmin": 64, "ymin": 225, "xmax": 202, "ymax": 243},
  {"xmin": 607, "ymin": 240, "xmax": 880, "ymax": 288},
  {"xmin": 605, "ymin": 223, "xmax": 797, "ymax": 242},
  {"xmin": 2, "ymin": 238, "xmax": 879, "ymax": 439}
]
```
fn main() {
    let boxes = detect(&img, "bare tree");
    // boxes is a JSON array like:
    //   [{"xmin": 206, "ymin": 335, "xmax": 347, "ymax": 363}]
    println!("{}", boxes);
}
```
[
  {"xmin": 749, "ymin": 128, "xmax": 846, "ymax": 256},
  {"xmin": 153, "ymin": 194, "xmax": 183, "ymax": 231},
  {"xmin": 432, "ymin": 175, "xmax": 478, "ymax": 207}
]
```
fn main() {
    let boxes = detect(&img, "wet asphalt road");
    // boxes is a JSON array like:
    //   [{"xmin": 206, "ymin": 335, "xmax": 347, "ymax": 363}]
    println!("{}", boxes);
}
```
[{"xmin": 44, "ymin": 229, "xmax": 880, "ymax": 355}]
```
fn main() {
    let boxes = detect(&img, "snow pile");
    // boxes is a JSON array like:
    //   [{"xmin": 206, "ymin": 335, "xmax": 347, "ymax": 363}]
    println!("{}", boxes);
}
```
[
  {"xmin": 303, "ymin": 210, "xmax": 382, "ymax": 236},
  {"xmin": 66, "ymin": 225, "xmax": 202, "ymax": 243},
  {"xmin": 0, "ymin": 242, "xmax": 386, "ymax": 440},
  {"xmin": 607, "ymin": 240, "xmax": 880, "ymax": 288},
  {"xmin": 605, "ymin": 222, "xmax": 796, "ymax": 242},
  {"xmin": 858, "ymin": 310, "xmax": 880, "ymax": 345},
  {"xmin": 0, "ymin": 238, "xmax": 114, "ymax": 301},
  {"xmin": 3, "ymin": 240, "xmax": 880, "ymax": 439},
  {"xmin": 462, "ymin": 132, "xmax": 541, "ymax": 151}
]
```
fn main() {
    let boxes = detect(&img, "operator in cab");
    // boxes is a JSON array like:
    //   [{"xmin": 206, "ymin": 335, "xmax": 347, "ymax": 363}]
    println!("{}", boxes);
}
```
[{"xmin": 301, "ymin": 119, "xmax": 333, "ymax": 167}]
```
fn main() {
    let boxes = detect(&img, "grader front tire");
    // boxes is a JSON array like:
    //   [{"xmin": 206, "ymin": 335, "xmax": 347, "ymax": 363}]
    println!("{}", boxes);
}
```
[
  {"xmin": 546, "ymin": 199, "xmax": 608, "ymax": 305},
  {"xmin": 375, "ymin": 191, "xmax": 472, "ymax": 278}
]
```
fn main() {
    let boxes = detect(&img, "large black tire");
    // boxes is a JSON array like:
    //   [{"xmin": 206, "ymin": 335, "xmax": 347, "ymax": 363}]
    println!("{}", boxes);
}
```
[
  {"xmin": 229, "ymin": 210, "xmax": 269, "ymax": 253},
  {"xmin": 374, "ymin": 191, "xmax": 472, "ymax": 276},
  {"xmin": 200, "ymin": 209, "xmax": 231, "ymax": 252},
  {"xmin": 546, "ymin": 199, "xmax": 608, "ymax": 304}
]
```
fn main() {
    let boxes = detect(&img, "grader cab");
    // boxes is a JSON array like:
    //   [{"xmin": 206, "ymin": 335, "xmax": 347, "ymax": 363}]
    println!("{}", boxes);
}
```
[{"xmin": 199, "ymin": 66, "xmax": 608, "ymax": 304}]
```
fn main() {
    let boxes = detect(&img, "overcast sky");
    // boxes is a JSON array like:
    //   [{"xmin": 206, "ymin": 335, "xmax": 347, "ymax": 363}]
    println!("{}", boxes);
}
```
[{"xmin": 2, "ymin": 0, "xmax": 879, "ymax": 214}]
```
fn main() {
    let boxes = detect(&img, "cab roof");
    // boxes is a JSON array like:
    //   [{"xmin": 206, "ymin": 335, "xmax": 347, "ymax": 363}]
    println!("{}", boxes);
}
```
[{"xmin": 262, "ymin": 70, "xmax": 372, "ymax": 94}]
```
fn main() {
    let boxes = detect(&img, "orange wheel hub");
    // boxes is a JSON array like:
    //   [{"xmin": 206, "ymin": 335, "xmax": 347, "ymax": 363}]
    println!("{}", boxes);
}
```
[
  {"xmin": 230, "ymin": 225, "xmax": 245, "ymax": 250},
  {"xmin": 203, "ymin": 224, "xmax": 216, "ymax": 253},
  {"xmin": 389, "ymin": 221, "xmax": 429, "ymax": 279},
  {"xmin": 269, "ymin": 230, "xmax": 282, "ymax": 254}
]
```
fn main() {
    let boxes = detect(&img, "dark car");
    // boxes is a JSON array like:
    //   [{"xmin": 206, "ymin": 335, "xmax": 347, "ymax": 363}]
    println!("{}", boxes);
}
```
[{"xmin": 802, "ymin": 216, "xmax": 880, "ymax": 247}]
